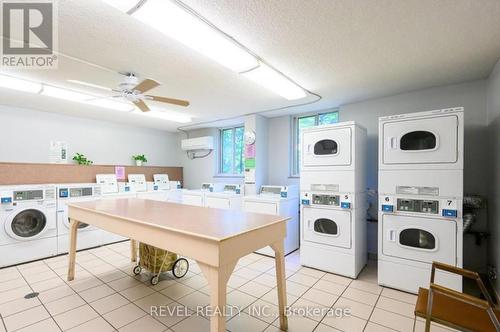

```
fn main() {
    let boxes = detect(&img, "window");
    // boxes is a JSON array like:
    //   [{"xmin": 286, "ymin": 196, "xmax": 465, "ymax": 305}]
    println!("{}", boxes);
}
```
[
  {"xmin": 291, "ymin": 110, "xmax": 339, "ymax": 176},
  {"xmin": 219, "ymin": 126, "xmax": 244, "ymax": 175}
]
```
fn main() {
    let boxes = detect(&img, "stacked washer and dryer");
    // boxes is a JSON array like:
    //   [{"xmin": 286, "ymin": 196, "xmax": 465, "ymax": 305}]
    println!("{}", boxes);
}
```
[
  {"xmin": 377, "ymin": 107, "xmax": 464, "ymax": 293},
  {"xmin": 299, "ymin": 122, "xmax": 367, "ymax": 278}
]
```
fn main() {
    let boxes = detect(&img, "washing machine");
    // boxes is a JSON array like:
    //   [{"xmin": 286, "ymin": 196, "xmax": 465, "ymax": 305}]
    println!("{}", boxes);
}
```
[
  {"xmin": 128, "ymin": 173, "xmax": 147, "ymax": 192},
  {"xmin": 96, "ymin": 174, "xmax": 135, "ymax": 244},
  {"xmin": 56, "ymin": 183, "xmax": 102, "ymax": 254},
  {"xmin": 377, "ymin": 108, "xmax": 464, "ymax": 293},
  {"xmin": 0, "ymin": 185, "xmax": 57, "ymax": 267},
  {"xmin": 181, "ymin": 183, "xmax": 225, "ymax": 207},
  {"xmin": 242, "ymin": 185, "xmax": 299, "ymax": 257},
  {"xmin": 204, "ymin": 184, "xmax": 243, "ymax": 210},
  {"xmin": 300, "ymin": 190, "xmax": 367, "ymax": 278},
  {"xmin": 136, "ymin": 174, "xmax": 183, "ymax": 203}
]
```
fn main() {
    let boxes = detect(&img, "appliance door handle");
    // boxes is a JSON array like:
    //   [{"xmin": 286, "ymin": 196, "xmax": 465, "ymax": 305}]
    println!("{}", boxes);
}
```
[
  {"xmin": 307, "ymin": 219, "xmax": 313, "ymax": 229},
  {"xmin": 388, "ymin": 229, "xmax": 397, "ymax": 242},
  {"xmin": 389, "ymin": 137, "xmax": 397, "ymax": 149},
  {"xmin": 307, "ymin": 144, "xmax": 312, "ymax": 154}
]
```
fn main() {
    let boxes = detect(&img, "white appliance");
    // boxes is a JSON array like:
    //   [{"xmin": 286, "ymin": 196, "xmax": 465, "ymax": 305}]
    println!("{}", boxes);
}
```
[
  {"xmin": 0, "ymin": 185, "xmax": 57, "ymax": 267},
  {"xmin": 136, "ymin": 176, "xmax": 183, "ymax": 203},
  {"xmin": 300, "ymin": 122, "xmax": 367, "ymax": 278},
  {"xmin": 204, "ymin": 184, "xmax": 243, "ymax": 210},
  {"xmin": 242, "ymin": 185, "xmax": 299, "ymax": 257},
  {"xmin": 181, "ymin": 136, "xmax": 214, "ymax": 151},
  {"xmin": 378, "ymin": 108, "xmax": 464, "ymax": 294},
  {"xmin": 181, "ymin": 183, "xmax": 225, "ymax": 207},
  {"xmin": 128, "ymin": 174, "xmax": 147, "ymax": 192},
  {"xmin": 56, "ymin": 183, "xmax": 102, "ymax": 254},
  {"xmin": 96, "ymin": 174, "xmax": 134, "ymax": 244}
]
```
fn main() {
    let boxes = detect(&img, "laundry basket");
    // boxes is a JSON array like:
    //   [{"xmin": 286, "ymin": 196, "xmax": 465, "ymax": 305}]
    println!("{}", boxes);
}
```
[{"xmin": 133, "ymin": 243, "xmax": 189, "ymax": 285}]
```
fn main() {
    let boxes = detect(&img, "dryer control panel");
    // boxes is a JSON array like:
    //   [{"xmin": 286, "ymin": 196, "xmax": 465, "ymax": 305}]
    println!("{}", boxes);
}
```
[
  {"xmin": 380, "ymin": 195, "xmax": 459, "ymax": 217},
  {"xmin": 301, "ymin": 192, "xmax": 352, "ymax": 209}
]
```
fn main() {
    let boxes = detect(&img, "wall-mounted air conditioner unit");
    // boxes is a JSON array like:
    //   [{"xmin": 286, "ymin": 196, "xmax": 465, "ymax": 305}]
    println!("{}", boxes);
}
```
[{"xmin": 181, "ymin": 136, "xmax": 214, "ymax": 151}]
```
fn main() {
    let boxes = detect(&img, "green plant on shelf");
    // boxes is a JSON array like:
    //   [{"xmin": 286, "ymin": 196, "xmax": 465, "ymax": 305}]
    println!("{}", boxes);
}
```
[
  {"xmin": 72, "ymin": 153, "xmax": 93, "ymax": 165},
  {"xmin": 132, "ymin": 154, "xmax": 148, "ymax": 166}
]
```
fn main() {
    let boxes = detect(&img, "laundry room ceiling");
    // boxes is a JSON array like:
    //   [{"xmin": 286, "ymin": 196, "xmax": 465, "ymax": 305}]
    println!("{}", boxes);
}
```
[{"xmin": 1, "ymin": 0, "xmax": 500, "ymax": 131}]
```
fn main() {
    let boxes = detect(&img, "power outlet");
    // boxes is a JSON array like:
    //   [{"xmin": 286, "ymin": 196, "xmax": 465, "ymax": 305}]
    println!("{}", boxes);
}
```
[{"xmin": 487, "ymin": 265, "xmax": 497, "ymax": 280}]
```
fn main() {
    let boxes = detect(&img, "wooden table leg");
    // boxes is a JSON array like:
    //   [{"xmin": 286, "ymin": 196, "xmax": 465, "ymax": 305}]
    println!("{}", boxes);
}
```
[
  {"xmin": 130, "ymin": 240, "xmax": 138, "ymax": 262},
  {"xmin": 67, "ymin": 218, "xmax": 80, "ymax": 281},
  {"xmin": 198, "ymin": 261, "xmax": 236, "ymax": 332},
  {"xmin": 271, "ymin": 241, "xmax": 288, "ymax": 331}
]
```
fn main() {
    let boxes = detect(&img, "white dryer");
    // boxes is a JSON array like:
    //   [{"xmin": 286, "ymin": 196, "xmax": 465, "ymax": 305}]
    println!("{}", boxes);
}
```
[
  {"xmin": 0, "ymin": 185, "xmax": 57, "ymax": 267},
  {"xmin": 242, "ymin": 185, "xmax": 299, "ymax": 257},
  {"xmin": 96, "ymin": 174, "xmax": 134, "ymax": 244},
  {"xmin": 56, "ymin": 183, "xmax": 102, "ymax": 254},
  {"xmin": 181, "ymin": 183, "xmax": 225, "ymax": 207},
  {"xmin": 300, "ymin": 190, "xmax": 366, "ymax": 278},
  {"xmin": 204, "ymin": 184, "xmax": 243, "ymax": 210}
]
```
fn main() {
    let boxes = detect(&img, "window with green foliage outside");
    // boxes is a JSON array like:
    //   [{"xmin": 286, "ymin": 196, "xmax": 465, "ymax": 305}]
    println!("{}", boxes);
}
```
[
  {"xmin": 220, "ymin": 126, "xmax": 244, "ymax": 175},
  {"xmin": 292, "ymin": 110, "xmax": 339, "ymax": 176}
]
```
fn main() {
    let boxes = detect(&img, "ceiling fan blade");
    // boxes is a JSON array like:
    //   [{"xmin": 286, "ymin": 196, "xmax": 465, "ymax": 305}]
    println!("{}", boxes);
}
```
[
  {"xmin": 133, "ymin": 79, "xmax": 160, "ymax": 94},
  {"xmin": 133, "ymin": 99, "xmax": 150, "ymax": 112},
  {"xmin": 146, "ymin": 95, "xmax": 190, "ymax": 107}
]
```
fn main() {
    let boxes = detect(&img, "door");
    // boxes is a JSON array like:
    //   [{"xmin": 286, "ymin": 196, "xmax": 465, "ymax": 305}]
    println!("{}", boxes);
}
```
[
  {"xmin": 302, "ymin": 207, "xmax": 351, "ymax": 249},
  {"xmin": 243, "ymin": 200, "xmax": 278, "ymax": 215},
  {"xmin": 302, "ymin": 127, "xmax": 352, "ymax": 167},
  {"xmin": 5, "ymin": 208, "xmax": 49, "ymax": 240},
  {"xmin": 60, "ymin": 205, "xmax": 90, "ymax": 230},
  {"xmin": 206, "ymin": 196, "xmax": 230, "ymax": 210},
  {"xmin": 382, "ymin": 214, "xmax": 456, "ymax": 265},
  {"xmin": 382, "ymin": 115, "xmax": 458, "ymax": 164}
]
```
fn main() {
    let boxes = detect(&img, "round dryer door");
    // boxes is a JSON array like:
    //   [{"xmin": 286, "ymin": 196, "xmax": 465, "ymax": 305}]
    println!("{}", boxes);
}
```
[
  {"xmin": 6, "ymin": 208, "xmax": 49, "ymax": 240},
  {"xmin": 62, "ymin": 210, "xmax": 89, "ymax": 230}
]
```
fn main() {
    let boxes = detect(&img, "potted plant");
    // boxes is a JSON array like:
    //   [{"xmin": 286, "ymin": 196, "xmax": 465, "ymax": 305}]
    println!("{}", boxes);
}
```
[
  {"xmin": 72, "ymin": 153, "xmax": 93, "ymax": 165},
  {"xmin": 132, "ymin": 154, "xmax": 147, "ymax": 166}
]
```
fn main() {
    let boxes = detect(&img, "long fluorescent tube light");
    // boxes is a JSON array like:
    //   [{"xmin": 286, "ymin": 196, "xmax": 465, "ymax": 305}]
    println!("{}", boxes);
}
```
[
  {"xmin": 107, "ymin": 0, "xmax": 258, "ymax": 73},
  {"xmin": 67, "ymin": 79, "xmax": 113, "ymax": 91},
  {"xmin": 133, "ymin": 109, "xmax": 192, "ymax": 123},
  {"xmin": 0, "ymin": 74, "xmax": 42, "ymax": 93},
  {"xmin": 86, "ymin": 98, "xmax": 135, "ymax": 112},
  {"xmin": 242, "ymin": 62, "xmax": 307, "ymax": 100},
  {"xmin": 42, "ymin": 86, "xmax": 93, "ymax": 102}
]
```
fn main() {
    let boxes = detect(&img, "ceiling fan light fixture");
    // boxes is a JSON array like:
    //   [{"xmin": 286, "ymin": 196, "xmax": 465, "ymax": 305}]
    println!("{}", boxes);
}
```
[
  {"xmin": 128, "ymin": 0, "xmax": 258, "ymax": 73},
  {"xmin": 0, "ymin": 74, "xmax": 42, "ymax": 93},
  {"xmin": 242, "ymin": 62, "xmax": 307, "ymax": 100}
]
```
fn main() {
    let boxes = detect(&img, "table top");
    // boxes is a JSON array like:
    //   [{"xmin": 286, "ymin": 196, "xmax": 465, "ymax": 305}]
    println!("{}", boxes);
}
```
[{"xmin": 68, "ymin": 198, "xmax": 288, "ymax": 242}]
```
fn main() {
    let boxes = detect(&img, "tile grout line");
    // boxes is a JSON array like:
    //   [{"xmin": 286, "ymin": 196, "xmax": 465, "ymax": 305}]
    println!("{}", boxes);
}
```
[{"xmin": 362, "ymin": 289, "xmax": 382, "ymax": 332}]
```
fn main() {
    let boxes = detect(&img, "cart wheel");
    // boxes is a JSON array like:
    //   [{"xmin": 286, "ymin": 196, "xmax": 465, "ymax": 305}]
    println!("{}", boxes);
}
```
[
  {"xmin": 172, "ymin": 258, "xmax": 189, "ymax": 278},
  {"xmin": 133, "ymin": 265, "xmax": 142, "ymax": 275},
  {"xmin": 151, "ymin": 275, "xmax": 160, "ymax": 285}
]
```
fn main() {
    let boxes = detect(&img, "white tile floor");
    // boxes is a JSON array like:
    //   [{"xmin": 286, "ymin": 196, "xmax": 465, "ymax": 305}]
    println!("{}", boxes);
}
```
[{"xmin": 0, "ymin": 241, "xmax": 459, "ymax": 332}]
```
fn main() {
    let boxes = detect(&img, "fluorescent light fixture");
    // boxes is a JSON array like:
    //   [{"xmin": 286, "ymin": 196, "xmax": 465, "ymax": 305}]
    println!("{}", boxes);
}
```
[
  {"xmin": 133, "ymin": 109, "xmax": 192, "ymax": 123},
  {"xmin": 85, "ymin": 98, "xmax": 134, "ymax": 112},
  {"xmin": 67, "ymin": 79, "xmax": 112, "ymax": 91},
  {"xmin": 242, "ymin": 62, "xmax": 307, "ymax": 100},
  {"xmin": 0, "ymin": 74, "xmax": 42, "ymax": 93},
  {"xmin": 41, "ymin": 85, "xmax": 94, "ymax": 102},
  {"xmin": 100, "ymin": 0, "xmax": 140, "ymax": 12},
  {"xmin": 124, "ymin": 0, "xmax": 258, "ymax": 72}
]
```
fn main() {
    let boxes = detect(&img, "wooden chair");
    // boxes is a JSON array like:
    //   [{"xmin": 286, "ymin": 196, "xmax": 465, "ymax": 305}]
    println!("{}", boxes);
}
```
[{"xmin": 414, "ymin": 262, "xmax": 500, "ymax": 332}]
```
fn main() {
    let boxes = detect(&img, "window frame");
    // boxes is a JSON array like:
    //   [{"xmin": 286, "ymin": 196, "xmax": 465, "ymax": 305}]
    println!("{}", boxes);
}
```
[
  {"xmin": 290, "ymin": 109, "xmax": 339, "ymax": 177},
  {"xmin": 218, "ymin": 125, "xmax": 245, "ymax": 177}
]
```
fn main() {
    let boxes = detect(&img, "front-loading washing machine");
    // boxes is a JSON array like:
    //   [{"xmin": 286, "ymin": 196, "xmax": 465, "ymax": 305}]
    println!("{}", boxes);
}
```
[
  {"xmin": 242, "ymin": 185, "xmax": 299, "ymax": 257},
  {"xmin": 56, "ymin": 183, "xmax": 103, "ymax": 254},
  {"xmin": 96, "ymin": 174, "xmax": 135, "ymax": 245},
  {"xmin": 181, "ymin": 183, "xmax": 225, "ymax": 207},
  {"xmin": 0, "ymin": 185, "xmax": 57, "ymax": 267},
  {"xmin": 204, "ymin": 184, "xmax": 243, "ymax": 210}
]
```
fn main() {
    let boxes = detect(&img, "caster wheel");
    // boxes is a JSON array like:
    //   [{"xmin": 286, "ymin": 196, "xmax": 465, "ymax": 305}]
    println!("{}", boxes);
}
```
[
  {"xmin": 172, "ymin": 258, "xmax": 189, "ymax": 278},
  {"xmin": 151, "ymin": 275, "xmax": 160, "ymax": 285},
  {"xmin": 133, "ymin": 265, "xmax": 142, "ymax": 275}
]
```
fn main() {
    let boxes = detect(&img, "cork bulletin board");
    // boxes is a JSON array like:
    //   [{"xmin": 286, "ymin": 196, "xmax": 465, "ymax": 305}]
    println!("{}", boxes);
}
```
[{"xmin": 0, "ymin": 162, "xmax": 183, "ymax": 185}]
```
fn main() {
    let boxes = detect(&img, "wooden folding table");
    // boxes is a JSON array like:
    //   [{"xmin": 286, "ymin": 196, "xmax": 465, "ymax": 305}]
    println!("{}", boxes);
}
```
[{"xmin": 66, "ymin": 198, "xmax": 289, "ymax": 331}]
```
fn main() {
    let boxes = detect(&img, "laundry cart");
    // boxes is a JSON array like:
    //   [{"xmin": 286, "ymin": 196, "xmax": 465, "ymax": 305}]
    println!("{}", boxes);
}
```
[{"xmin": 133, "ymin": 242, "xmax": 189, "ymax": 285}]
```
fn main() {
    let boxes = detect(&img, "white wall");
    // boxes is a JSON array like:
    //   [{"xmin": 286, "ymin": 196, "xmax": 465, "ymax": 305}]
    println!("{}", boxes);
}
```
[
  {"xmin": 487, "ymin": 59, "xmax": 500, "ymax": 289},
  {"xmin": 0, "ymin": 106, "xmax": 181, "ymax": 166}
]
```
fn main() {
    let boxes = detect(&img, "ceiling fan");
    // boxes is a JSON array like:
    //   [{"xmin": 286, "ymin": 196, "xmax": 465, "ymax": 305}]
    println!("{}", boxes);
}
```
[{"xmin": 73, "ymin": 72, "xmax": 190, "ymax": 112}]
